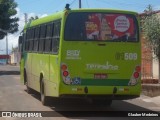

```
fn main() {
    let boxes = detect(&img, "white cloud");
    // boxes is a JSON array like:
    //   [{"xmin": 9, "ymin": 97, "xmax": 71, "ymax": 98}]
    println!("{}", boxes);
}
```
[
  {"xmin": 0, "ymin": 8, "xmax": 48, "ymax": 54},
  {"xmin": 39, "ymin": 14, "xmax": 48, "ymax": 18},
  {"xmin": 155, "ymin": 5, "xmax": 160, "ymax": 10}
]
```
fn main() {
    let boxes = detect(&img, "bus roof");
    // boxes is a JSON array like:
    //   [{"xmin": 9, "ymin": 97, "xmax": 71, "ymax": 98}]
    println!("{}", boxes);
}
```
[
  {"xmin": 24, "ymin": 8, "xmax": 138, "ymax": 29},
  {"xmin": 24, "ymin": 11, "xmax": 64, "ymax": 29},
  {"xmin": 68, "ymin": 8, "xmax": 138, "ymax": 14}
]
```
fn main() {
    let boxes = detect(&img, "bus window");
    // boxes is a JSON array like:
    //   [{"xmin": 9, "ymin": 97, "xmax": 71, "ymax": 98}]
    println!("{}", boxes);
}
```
[
  {"xmin": 45, "ymin": 23, "xmax": 53, "ymax": 52},
  {"xmin": 52, "ymin": 20, "xmax": 61, "ymax": 54},
  {"xmin": 65, "ymin": 13, "xmax": 86, "ymax": 40},
  {"xmin": 25, "ymin": 29, "xmax": 30, "ymax": 51},
  {"xmin": 39, "ymin": 25, "xmax": 46, "ymax": 52},
  {"xmin": 34, "ymin": 26, "xmax": 40, "ymax": 52},
  {"xmin": 29, "ymin": 28, "xmax": 35, "ymax": 51},
  {"xmin": 65, "ymin": 13, "xmax": 138, "ymax": 42},
  {"xmin": 22, "ymin": 33, "xmax": 26, "ymax": 52}
]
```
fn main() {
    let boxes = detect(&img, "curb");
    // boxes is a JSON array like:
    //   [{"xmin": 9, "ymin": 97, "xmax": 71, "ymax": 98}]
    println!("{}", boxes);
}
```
[{"xmin": 142, "ymin": 84, "xmax": 160, "ymax": 97}]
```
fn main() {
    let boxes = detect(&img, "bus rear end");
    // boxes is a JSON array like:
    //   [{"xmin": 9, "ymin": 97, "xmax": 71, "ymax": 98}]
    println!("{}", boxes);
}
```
[{"xmin": 59, "ymin": 10, "xmax": 141, "ymax": 101}]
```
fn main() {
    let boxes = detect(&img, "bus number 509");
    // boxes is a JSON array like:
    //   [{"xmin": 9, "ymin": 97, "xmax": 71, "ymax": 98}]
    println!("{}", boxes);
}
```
[
  {"xmin": 124, "ymin": 53, "xmax": 137, "ymax": 60},
  {"xmin": 115, "ymin": 53, "xmax": 137, "ymax": 60}
]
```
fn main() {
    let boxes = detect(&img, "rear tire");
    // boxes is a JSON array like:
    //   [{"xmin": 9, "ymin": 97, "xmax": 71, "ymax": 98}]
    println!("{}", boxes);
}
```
[
  {"xmin": 40, "ymin": 78, "xmax": 49, "ymax": 106},
  {"xmin": 24, "ymin": 71, "xmax": 33, "ymax": 94}
]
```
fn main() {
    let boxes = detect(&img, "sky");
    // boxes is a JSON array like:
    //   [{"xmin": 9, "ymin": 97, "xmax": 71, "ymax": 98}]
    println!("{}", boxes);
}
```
[{"xmin": 0, "ymin": 0, "xmax": 160, "ymax": 54}]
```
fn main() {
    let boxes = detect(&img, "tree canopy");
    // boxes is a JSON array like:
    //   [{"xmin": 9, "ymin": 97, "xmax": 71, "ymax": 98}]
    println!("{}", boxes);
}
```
[
  {"xmin": 141, "ymin": 5, "xmax": 160, "ymax": 59},
  {"xmin": 0, "ymin": 0, "xmax": 19, "ymax": 40}
]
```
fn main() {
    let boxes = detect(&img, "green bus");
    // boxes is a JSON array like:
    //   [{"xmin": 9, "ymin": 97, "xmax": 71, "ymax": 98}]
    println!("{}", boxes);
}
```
[{"xmin": 19, "ymin": 8, "xmax": 141, "ymax": 106}]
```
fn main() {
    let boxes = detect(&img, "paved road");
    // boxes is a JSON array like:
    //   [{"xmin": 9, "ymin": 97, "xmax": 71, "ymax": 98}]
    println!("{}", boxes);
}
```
[{"xmin": 0, "ymin": 65, "xmax": 160, "ymax": 120}]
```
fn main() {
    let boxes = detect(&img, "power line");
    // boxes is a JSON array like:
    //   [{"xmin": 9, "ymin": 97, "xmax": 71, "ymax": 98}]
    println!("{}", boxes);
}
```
[
  {"xmin": 97, "ymin": 0, "xmax": 147, "ymax": 8},
  {"xmin": 94, "ymin": 0, "xmax": 153, "ymax": 13},
  {"xmin": 86, "ymin": 0, "xmax": 89, "ymax": 8},
  {"xmin": 70, "ymin": 0, "xmax": 82, "ymax": 8},
  {"xmin": 70, "ymin": 0, "xmax": 76, "ymax": 6}
]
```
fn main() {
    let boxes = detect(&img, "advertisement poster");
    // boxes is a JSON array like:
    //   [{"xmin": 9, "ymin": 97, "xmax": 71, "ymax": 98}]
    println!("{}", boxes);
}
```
[{"xmin": 85, "ymin": 14, "xmax": 135, "ymax": 41}]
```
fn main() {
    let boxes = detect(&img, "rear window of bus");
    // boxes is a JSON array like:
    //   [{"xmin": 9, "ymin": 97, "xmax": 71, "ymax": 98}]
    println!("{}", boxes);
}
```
[{"xmin": 64, "ymin": 12, "xmax": 138, "ymax": 42}]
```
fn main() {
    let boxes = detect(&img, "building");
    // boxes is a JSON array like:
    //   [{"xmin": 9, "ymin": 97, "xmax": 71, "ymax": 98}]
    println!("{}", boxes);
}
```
[
  {"xmin": 0, "ymin": 55, "xmax": 10, "ymax": 64},
  {"xmin": 10, "ymin": 47, "xmax": 20, "ymax": 65},
  {"xmin": 140, "ymin": 10, "xmax": 160, "ymax": 80}
]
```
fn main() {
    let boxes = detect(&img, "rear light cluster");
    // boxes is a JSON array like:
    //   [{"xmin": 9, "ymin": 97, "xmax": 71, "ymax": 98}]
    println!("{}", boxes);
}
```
[
  {"xmin": 128, "ymin": 66, "xmax": 141, "ymax": 86},
  {"xmin": 61, "ymin": 63, "xmax": 81, "ymax": 85},
  {"xmin": 63, "ymin": 71, "xmax": 69, "ymax": 77},
  {"xmin": 61, "ymin": 64, "xmax": 71, "ymax": 84},
  {"xmin": 133, "ymin": 72, "xmax": 139, "ymax": 78}
]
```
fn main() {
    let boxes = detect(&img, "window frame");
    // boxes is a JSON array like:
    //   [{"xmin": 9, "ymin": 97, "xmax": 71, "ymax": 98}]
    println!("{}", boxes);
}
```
[
  {"xmin": 51, "ymin": 19, "xmax": 61, "ymax": 54},
  {"xmin": 24, "ymin": 19, "xmax": 61, "ymax": 54}
]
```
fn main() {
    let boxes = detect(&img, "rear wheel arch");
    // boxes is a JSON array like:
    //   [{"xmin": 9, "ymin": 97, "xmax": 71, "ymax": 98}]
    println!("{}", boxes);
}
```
[
  {"xmin": 24, "ymin": 68, "xmax": 33, "ymax": 94},
  {"xmin": 40, "ymin": 73, "xmax": 49, "ymax": 105},
  {"xmin": 40, "ymin": 73, "xmax": 44, "ymax": 88},
  {"xmin": 24, "ymin": 68, "xmax": 27, "ymax": 85}
]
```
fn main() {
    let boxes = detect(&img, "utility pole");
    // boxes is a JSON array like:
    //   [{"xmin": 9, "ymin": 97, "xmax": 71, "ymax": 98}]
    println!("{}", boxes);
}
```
[
  {"xmin": 79, "ymin": 0, "xmax": 81, "ymax": 8},
  {"xmin": 6, "ymin": 33, "xmax": 8, "ymax": 56},
  {"xmin": 0, "ymin": 28, "xmax": 10, "ymax": 64},
  {"xmin": 24, "ymin": 13, "xmax": 28, "ymax": 24}
]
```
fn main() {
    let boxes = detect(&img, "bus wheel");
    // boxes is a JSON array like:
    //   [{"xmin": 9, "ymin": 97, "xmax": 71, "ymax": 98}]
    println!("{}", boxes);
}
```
[
  {"xmin": 25, "ymin": 71, "xmax": 33, "ymax": 94},
  {"xmin": 40, "ymin": 78, "xmax": 49, "ymax": 106}
]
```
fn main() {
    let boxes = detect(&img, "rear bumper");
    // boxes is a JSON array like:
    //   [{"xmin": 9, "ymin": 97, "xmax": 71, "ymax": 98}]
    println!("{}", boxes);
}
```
[
  {"xmin": 59, "ymin": 84, "xmax": 141, "ymax": 100},
  {"xmin": 59, "ymin": 94, "xmax": 140, "ymax": 100}
]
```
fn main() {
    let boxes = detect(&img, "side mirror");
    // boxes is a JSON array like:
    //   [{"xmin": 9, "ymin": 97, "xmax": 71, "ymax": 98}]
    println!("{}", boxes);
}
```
[{"xmin": 18, "ymin": 36, "xmax": 23, "ymax": 44}]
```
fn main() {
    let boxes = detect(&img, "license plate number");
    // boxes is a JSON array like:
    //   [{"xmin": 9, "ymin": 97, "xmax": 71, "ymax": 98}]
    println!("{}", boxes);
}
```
[{"xmin": 94, "ymin": 74, "xmax": 107, "ymax": 79}]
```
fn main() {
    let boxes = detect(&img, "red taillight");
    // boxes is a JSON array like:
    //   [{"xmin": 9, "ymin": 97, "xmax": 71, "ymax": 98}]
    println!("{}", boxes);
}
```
[
  {"xmin": 61, "ymin": 63, "xmax": 72, "ymax": 84},
  {"xmin": 63, "ymin": 71, "xmax": 69, "ymax": 77},
  {"xmin": 133, "ymin": 72, "xmax": 139, "ymax": 78},
  {"xmin": 135, "ymin": 66, "xmax": 141, "ymax": 72},
  {"xmin": 61, "ymin": 64, "xmax": 67, "ymax": 71},
  {"xmin": 129, "ymin": 65, "xmax": 141, "ymax": 86}
]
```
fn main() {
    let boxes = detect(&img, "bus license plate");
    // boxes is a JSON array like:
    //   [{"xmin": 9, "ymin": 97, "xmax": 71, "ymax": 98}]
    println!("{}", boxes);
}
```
[{"xmin": 94, "ymin": 74, "xmax": 107, "ymax": 79}]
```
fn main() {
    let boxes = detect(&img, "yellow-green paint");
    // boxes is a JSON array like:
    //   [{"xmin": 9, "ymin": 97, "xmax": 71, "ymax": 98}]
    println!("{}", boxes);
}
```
[{"xmin": 20, "ymin": 9, "xmax": 141, "ymax": 99}]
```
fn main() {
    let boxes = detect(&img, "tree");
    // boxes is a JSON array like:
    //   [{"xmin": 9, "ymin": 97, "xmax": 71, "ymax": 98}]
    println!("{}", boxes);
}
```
[
  {"xmin": 0, "ymin": 0, "xmax": 19, "ymax": 40},
  {"xmin": 28, "ymin": 16, "xmax": 39, "ymax": 22},
  {"xmin": 142, "ymin": 5, "xmax": 160, "ymax": 79},
  {"xmin": 11, "ymin": 45, "xmax": 18, "ymax": 53}
]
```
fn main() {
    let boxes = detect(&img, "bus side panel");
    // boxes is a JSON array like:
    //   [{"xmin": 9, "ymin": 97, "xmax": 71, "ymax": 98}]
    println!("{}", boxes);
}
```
[
  {"xmin": 45, "ymin": 55, "xmax": 60, "ymax": 97},
  {"xmin": 30, "ymin": 53, "xmax": 38, "ymax": 92},
  {"xmin": 31, "ymin": 53, "xmax": 50, "ymax": 93},
  {"xmin": 25, "ymin": 53, "xmax": 33, "ymax": 89},
  {"xmin": 20, "ymin": 52, "xmax": 28, "ymax": 84}
]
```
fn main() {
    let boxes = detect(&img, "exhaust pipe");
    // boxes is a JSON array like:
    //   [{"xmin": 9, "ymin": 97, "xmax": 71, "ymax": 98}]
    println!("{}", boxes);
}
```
[
  {"xmin": 112, "ymin": 87, "xmax": 117, "ymax": 99},
  {"xmin": 84, "ymin": 86, "xmax": 88, "ymax": 94}
]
